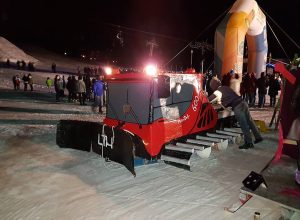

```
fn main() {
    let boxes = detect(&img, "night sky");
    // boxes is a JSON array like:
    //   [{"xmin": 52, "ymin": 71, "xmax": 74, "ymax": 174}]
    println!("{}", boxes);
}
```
[{"xmin": 1, "ymin": 0, "xmax": 299, "ymax": 69}]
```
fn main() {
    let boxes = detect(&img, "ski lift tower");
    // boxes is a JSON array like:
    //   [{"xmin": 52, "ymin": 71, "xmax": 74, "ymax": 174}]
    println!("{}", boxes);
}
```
[
  {"xmin": 190, "ymin": 41, "xmax": 213, "ymax": 73},
  {"xmin": 146, "ymin": 38, "xmax": 158, "ymax": 57}
]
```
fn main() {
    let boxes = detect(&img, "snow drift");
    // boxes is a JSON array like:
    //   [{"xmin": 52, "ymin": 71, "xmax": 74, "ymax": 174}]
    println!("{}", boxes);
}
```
[{"xmin": 0, "ymin": 36, "xmax": 38, "ymax": 63}]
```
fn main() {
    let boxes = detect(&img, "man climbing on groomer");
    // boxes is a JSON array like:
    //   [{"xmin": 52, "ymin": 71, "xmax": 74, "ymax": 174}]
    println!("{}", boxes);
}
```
[{"xmin": 208, "ymin": 76, "xmax": 263, "ymax": 149}]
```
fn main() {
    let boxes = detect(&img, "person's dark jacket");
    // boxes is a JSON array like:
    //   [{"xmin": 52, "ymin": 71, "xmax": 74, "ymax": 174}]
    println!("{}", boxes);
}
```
[
  {"xmin": 22, "ymin": 75, "xmax": 29, "ymax": 84},
  {"xmin": 256, "ymin": 75, "xmax": 268, "ymax": 94},
  {"xmin": 208, "ymin": 77, "xmax": 243, "ymax": 109},
  {"xmin": 268, "ymin": 76, "xmax": 280, "ymax": 97}
]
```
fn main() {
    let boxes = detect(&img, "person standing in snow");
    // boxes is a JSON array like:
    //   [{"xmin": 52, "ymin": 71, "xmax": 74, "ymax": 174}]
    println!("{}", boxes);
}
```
[
  {"xmin": 92, "ymin": 75, "xmax": 104, "ymax": 114},
  {"xmin": 268, "ymin": 74, "xmax": 280, "ymax": 107},
  {"xmin": 84, "ymin": 74, "xmax": 92, "ymax": 101},
  {"xmin": 256, "ymin": 72, "xmax": 268, "ymax": 108},
  {"xmin": 208, "ymin": 77, "xmax": 263, "ymax": 149},
  {"xmin": 52, "ymin": 63, "xmax": 56, "ymax": 73},
  {"xmin": 12, "ymin": 75, "xmax": 17, "ymax": 90},
  {"xmin": 15, "ymin": 75, "xmax": 21, "ymax": 90},
  {"xmin": 6, "ymin": 59, "xmax": 10, "ymax": 68},
  {"xmin": 66, "ymin": 76, "xmax": 72, "ymax": 102},
  {"xmin": 54, "ymin": 75, "xmax": 64, "ymax": 102},
  {"xmin": 62, "ymin": 75, "xmax": 66, "ymax": 90},
  {"xmin": 68, "ymin": 75, "xmax": 78, "ymax": 102},
  {"xmin": 28, "ymin": 73, "xmax": 33, "ymax": 91},
  {"xmin": 22, "ymin": 74, "xmax": 29, "ymax": 91},
  {"xmin": 46, "ymin": 77, "xmax": 52, "ymax": 93},
  {"xmin": 77, "ymin": 75, "xmax": 86, "ymax": 105},
  {"xmin": 248, "ymin": 72, "xmax": 257, "ymax": 107}
]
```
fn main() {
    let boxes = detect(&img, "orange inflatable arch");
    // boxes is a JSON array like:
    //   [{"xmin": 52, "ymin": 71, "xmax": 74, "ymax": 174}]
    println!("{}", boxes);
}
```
[{"xmin": 214, "ymin": 0, "xmax": 268, "ymax": 79}]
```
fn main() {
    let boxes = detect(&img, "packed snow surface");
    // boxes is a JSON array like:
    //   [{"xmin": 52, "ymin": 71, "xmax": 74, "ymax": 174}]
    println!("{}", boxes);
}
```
[
  {"xmin": 0, "ymin": 78, "xmax": 282, "ymax": 220},
  {"xmin": 0, "ymin": 39, "xmax": 283, "ymax": 219}
]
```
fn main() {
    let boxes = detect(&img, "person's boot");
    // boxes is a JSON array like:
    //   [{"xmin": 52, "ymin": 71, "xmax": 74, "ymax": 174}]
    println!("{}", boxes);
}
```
[{"xmin": 239, "ymin": 143, "xmax": 254, "ymax": 149}]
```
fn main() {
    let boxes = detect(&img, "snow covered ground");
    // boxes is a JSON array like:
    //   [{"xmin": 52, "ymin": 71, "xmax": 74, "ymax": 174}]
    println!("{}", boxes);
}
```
[
  {"xmin": 0, "ymin": 39, "xmax": 285, "ymax": 220},
  {"xmin": 0, "ymin": 66, "xmax": 284, "ymax": 220}
]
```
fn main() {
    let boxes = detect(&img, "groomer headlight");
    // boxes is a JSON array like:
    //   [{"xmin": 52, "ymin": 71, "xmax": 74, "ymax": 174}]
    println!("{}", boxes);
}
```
[
  {"xmin": 104, "ymin": 67, "xmax": 112, "ymax": 75},
  {"xmin": 145, "ymin": 64, "xmax": 157, "ymax": 76}
]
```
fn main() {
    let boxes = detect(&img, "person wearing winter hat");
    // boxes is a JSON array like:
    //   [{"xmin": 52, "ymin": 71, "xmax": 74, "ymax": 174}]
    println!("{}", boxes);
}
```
[{"xmin": 208, "ymin": 76, "xmax": 263, "ymax": 149}]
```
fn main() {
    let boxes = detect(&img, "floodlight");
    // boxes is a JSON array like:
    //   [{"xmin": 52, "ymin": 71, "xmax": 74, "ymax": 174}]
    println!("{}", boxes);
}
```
[
  {"xmin": 104, "ymin": 67, "xmax": 112, "ymax": 75},
  {"xmin": 145, "ymin": 64, "xmax": 157, "ymax": 76}
]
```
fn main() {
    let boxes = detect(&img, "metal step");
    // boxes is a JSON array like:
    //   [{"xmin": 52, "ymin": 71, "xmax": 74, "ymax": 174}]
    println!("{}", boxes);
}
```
[
  {"xmin": 186, "ymin": 139, "xmax": 214, "ymax": 147},
  {"xmin": 165, "ymin": 144, "xmax": 195, "ymax": 153},
  {"xmin": 176, "ymin": 142, "xmax": 205, "ymax": 151},
  {"xmin": 176, "ymin": 141, "xmax": 212, "ymax": 158},
  {"xmin": 224, "ymin": 127, "xmax": 243, "ymax": 134},
  {"xmin": 216, "ymin": 130, "xmax": 242, "ymax": 137},
  {"xmin": 216, "ymin": 130, "xmax": 242, "ymax": 144},
  {"xmin": 206, "ymin": 132, "xmax": 236, "ymax": 143},
  {"xmin": 195, "ymin": 135, "xmax": 229, "ymax": 151},
  {"xmin": 196, "ymin": 135, "xmax": 223, "ymax": 143},
  {"xmin": 161, "ymin": 155, "xmax": 190, "ymax": 166}
]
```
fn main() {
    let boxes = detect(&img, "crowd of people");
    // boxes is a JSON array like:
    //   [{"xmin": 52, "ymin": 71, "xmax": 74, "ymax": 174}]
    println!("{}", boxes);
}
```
[
  {"xmin": 12, "ymin": 73, "xmax": 34, "ymax": 91},
  {"xmin": 207, "ymin": 69, "xmax": 281, "ymax": 149},
  {"xmin": 11, "ymin": 72, "xmax": 105, "ymax": 114},
  {"xmin": 5, "ymin": 59, "xmax": 35, "ymax": 71},
  {"xmin": 52, "ymin": 74, "xmax": 105, "ymax": 113},
  {"xmin": 205, "ymin": 70, "xmax": 281, "ymax": 108},
  {"xmin": 11, "ymin": 67, "xmax": 281, "ymax": 118}
]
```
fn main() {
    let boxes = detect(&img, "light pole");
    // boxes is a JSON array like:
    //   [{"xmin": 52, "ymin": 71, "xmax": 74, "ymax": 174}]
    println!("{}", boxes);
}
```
[
  {"xmin": 146, "ymin": 38, "xmax": 158, "ymax": 57},
  {"xmin": 201, "ymin": 46, "xmax": 205, "ymax": 73},
  {"xmin": 190, "ymin": 49, "xmax": 194, "ymax": 68},
  {"xmin": 190, "ymin": 41, "xmax": 213, "ymax": 73}
]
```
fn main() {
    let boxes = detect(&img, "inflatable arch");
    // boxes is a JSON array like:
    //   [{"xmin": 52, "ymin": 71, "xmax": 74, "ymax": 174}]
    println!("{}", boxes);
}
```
[{"xmin": 214, "ymin": 0, "xmax": 268, "ymax": 79}]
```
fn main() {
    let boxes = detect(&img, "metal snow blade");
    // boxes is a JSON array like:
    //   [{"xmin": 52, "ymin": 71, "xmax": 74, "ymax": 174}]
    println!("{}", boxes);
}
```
[{"xmin": 56, "ymin": 120, "xmax": 135, "ymax": 176}]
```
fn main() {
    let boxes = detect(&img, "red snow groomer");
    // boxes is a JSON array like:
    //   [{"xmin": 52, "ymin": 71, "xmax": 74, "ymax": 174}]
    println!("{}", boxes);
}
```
[{"xmin": 56, "ymin": 68, "xmax": 229, "ymax": 176}]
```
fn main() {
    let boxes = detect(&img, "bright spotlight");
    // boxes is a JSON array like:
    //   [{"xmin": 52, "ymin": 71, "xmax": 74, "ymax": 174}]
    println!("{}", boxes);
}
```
[
  {"xmin": 145, "ymin": 64, "xmax": 157, "ymax": 76},
  {"xmin": 104, "ymin": 67, "xmax": 112, "ymax": 75}
]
